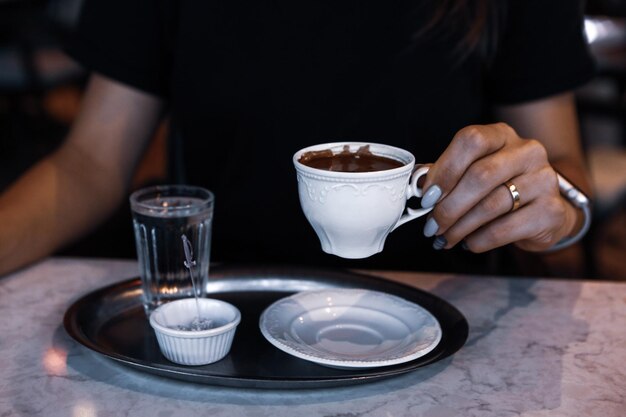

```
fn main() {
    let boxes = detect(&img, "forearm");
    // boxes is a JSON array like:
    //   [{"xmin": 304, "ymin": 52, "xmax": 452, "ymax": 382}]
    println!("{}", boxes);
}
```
[
  {"xmin": 0, "ymin": 74, "xmax": 165, "ymax": 276},
  {"xmin": 0, "ymin": 143, "xmax": 128, "ymax": 276}
]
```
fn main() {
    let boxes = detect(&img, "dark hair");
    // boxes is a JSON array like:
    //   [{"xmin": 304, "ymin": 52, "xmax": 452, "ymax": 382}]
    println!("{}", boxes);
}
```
[{"xmin": 416, "ymin": 0, "xmax": 501, "ymax": 63}]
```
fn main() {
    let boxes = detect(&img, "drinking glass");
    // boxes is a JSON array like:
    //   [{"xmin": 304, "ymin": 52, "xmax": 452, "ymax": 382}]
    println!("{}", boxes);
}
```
[{"xmin": 130, "ymin": 185, "xmax": 214, "ymax": 314}]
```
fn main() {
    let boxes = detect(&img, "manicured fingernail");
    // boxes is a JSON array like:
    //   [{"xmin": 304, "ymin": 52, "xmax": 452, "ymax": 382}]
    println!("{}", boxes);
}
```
[
  {"xmin": 461, "ymin": 241, "xmax": 469, "ymax": 251},
  {"xmin": 421, "ymin": 185, "xmax": 442, "ymax": 208},
  {"xmin": 423, "ymin": 217, "xmax": 439, "ymax": 237},
  {"xmin": 433, "ymin": 236, "xmax": 447, "ymax": 250}
]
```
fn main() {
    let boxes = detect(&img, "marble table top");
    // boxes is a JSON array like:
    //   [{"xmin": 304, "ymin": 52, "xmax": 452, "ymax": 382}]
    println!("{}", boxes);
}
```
[{"xmin": 1, "ymin": 257, "xmax": 625, "ymax": 416}]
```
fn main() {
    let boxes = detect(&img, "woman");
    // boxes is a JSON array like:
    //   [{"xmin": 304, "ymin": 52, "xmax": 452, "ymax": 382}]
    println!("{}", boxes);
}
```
[{"xmin": 0, "ymin": 0, "xmax": 594, "ymax": 276}]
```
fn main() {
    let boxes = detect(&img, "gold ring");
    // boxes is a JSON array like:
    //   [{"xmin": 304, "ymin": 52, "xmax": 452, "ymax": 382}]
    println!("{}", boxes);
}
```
[{"xmin": 505, "ymin": 181, "xmax": 521, "ymax": 212}]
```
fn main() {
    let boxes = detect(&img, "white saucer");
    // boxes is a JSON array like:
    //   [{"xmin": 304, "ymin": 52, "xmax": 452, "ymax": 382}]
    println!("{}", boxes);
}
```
[{"xmin": 259, "ymin": 288, "xmax": 442, "ymax": 369}]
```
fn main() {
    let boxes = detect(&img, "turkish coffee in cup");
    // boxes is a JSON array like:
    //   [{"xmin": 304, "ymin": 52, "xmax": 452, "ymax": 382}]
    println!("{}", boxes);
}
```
[{"xmin": 298, "ymin": 145, "xmax": 405, "ymax": 173}]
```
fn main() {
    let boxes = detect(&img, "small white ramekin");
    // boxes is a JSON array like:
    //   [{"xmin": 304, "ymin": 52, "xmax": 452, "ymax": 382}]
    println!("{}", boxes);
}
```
[{"xmin": 149, "ymin": 298, "xmax": 241, "ymax": 366}]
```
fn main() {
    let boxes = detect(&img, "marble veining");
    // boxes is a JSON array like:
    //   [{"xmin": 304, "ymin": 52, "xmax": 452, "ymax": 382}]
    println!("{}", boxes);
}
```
[{"xmin": 1, "ymin": 258, "xmax": 625, "ymax": 416}]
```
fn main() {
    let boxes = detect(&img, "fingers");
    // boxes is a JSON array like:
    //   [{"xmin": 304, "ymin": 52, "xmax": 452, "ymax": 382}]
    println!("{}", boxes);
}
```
[
  {"xmin": 420, "ymin": 121, "xmax": 554, "ymax": 246},
  {"xmin": 417, "ymin": 120, "xmax": 569, "ymax": 252},
  {"xmin": 429, "ymin": 142, "xmax": 525, "ymax": 231},
  {"xmin": 421, "ymin": 123, "xmax": 513, "ymax": 206},
  {"xmin": 462, "ymin": 195, "xmax": 570, "ymax": 253},
  {"xmin": 425, "ymin": 144, "xmax": 551, "ymax": 238},
  {"xmin": 436, "ymin": 176, "xmax": 527, "ymax": 248},
  {"xmin": 432, "ymin": 167, "xmax": 558, "ymax": 248},
  {"xmin": 422, "ymin": 124, "xmax": 550, "ymax": 208}
]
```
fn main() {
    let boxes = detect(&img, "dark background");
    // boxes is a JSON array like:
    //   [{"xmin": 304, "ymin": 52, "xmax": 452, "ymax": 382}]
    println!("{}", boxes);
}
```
[{"xmin": 1, "ymin": 0, "xmax": 625, "ymax": 279}]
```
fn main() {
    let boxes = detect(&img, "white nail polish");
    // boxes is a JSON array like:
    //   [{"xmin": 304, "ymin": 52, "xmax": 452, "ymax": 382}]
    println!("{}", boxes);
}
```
[
  {"xmin": 423, "ymin": 218, "xmax": 439, "ymax": 237},
  {"xmin": 421, "ymin": 185, "xmax": 442, "ymax": 208},
  {"xmin": 433, "ymin": 236, "xmax": 447, "ymax": 250}
]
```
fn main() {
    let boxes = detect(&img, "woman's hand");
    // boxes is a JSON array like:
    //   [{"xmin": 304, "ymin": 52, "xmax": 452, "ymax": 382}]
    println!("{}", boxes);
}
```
[{"xmin": 420, "ymin": 122, "xmax": 580, "ymax": 253}]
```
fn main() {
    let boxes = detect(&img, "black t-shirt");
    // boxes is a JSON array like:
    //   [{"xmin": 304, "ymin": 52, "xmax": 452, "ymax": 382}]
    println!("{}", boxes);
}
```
[{"xmin": 66, "ymin": 0, "xmax": 595, "ymax": 273}]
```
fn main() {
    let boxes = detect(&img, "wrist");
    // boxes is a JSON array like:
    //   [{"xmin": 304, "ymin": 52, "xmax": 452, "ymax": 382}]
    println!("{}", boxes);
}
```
[
  {"xmin": 544, "ymin": 173, "xmax": 592, "ymax": 252},
  {"xmin": 562, "ymin": 198, "xmax": 584, "ymax": 239}
]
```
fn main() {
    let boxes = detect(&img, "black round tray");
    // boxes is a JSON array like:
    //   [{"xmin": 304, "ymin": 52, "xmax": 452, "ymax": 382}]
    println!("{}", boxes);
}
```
[{"xmin": 63, "ymin": 265, "xmax": 468, "ymax": 388}]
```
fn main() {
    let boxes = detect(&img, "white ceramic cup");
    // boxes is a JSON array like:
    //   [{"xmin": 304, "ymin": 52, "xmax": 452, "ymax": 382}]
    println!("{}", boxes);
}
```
[{"xmin": 293, "ymin": 142, "xmax": 433, "ymax": 259}]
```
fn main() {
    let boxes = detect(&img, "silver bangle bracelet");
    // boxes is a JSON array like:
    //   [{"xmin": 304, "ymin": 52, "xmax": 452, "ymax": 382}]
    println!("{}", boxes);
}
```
[{"xmin": 543, "ymin": 173, "xmax": 592, "ymax": 252}]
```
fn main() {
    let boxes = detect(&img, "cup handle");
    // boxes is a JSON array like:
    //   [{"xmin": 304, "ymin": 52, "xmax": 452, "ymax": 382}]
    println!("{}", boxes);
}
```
[{"xmin": 391, "ymin": 166, "xmax": 433, "ymax": 231}]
